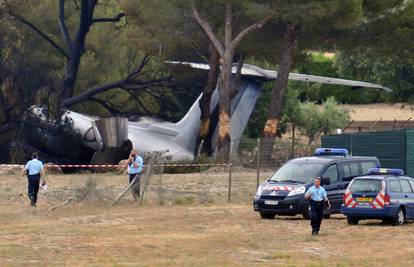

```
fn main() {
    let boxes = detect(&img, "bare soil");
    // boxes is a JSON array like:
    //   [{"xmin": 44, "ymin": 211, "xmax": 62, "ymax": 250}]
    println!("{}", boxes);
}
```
[{"xmin": 1, "ymin": 173, "xmax": 413, "ymax": 266}]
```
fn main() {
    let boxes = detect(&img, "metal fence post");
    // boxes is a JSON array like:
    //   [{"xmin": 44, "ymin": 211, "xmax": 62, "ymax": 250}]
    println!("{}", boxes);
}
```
[
  {"xmin": 256, "ymin": 137, "xmax": 260, "ymax": 189},
  {"xmin": 227, "ymin": 161, "xmax": 232, "ymax": 202},
  {"xmin": 291, "ymin": 124, "xmax": 295, "ymax": 159}
]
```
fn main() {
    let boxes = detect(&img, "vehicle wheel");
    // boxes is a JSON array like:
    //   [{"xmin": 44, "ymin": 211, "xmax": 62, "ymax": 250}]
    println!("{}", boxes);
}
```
[
  {"xmin": 323, "ymin": 214, "xmax": 331, "ymax": 219},
  {"xmin": 347, "ymin": 217, "xmax": 359, "ymax": 225},
  {"xmin": 260, "ymin": 212, "xmax": 276, "ymax": 219},
  {"xmin": 391, "ymin": 208, "xmax": 405, "ymax": 226},
  {"xmin": 302, "ymin": 210, "xmax": 311, "ymax": 220}
]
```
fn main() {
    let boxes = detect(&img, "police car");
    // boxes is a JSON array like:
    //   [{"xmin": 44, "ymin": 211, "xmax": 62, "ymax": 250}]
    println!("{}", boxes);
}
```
[
  {"xmin": 253, "ymin": 148, "xmax": 380, "ymax": 219},
  {"xmin": 342, "ymin": 168, "xmax": 414, "ymax": 226}
]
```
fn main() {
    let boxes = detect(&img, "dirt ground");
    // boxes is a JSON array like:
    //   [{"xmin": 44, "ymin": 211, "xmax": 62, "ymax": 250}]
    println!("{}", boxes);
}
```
[{"xmin": 1, "ymin": 173, "xmax": 414, "ymax": 266}]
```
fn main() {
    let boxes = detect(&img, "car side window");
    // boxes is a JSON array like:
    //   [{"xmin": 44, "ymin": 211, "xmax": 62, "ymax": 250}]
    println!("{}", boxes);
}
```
[
  {"xmin": 400, "ymin": 180, "xmax": 412, "ymax": 193},
  {"xmin": 389, "ymin": 180, "xmax": 402, "ymax": 192},
  {"xmin": 361, "ymin": 161, "xmax": 378, "ymax": 174},
  {"xmin": 343, "ymin": 164, "xmax": 351, "ymax": 179},
  {"xmin": 342, "ymin": 163, "xmax": 360, "ymax": 179},
  {"xmin": 350, "ymin": 163, "xmax": 360, "ymax": 176},
  {"xmin": 323, "ymin": 164, "xmax": 339, "ymax": 183}
]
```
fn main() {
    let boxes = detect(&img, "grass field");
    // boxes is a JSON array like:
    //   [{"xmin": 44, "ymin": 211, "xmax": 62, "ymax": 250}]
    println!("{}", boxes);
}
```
[
  {"xmin": 1, "ymin": 173, "xmax": 414, "ymax": 266},
  {"xmin": 340, "ymin": 103, "xmax": 414, "ymax": 121}
]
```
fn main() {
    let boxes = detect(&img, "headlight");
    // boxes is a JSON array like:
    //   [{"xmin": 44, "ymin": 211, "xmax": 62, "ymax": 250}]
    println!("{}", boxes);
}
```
[
  {"xmin": 256, "ymin": 185, "xmax": 263, "ymax": 196},
  {"xmin": 287, "ymin": 186, "xmax": 305, "ymax": 196}
]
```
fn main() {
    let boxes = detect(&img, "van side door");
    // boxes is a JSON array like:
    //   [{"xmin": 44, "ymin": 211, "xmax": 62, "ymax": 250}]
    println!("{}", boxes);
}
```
[
  {"xmin": 321, "ymin": 164, "xmax": 341, "ymax": 212},
  {"xmin": 361, "ymin": 161, "xmax": 379, "ymax": 176}
]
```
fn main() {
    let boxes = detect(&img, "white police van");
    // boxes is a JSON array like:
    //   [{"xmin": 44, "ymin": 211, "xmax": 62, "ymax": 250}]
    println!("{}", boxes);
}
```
[{"xmin": 253, "ymin": 148, "xmax": 380, "ymax": 219}]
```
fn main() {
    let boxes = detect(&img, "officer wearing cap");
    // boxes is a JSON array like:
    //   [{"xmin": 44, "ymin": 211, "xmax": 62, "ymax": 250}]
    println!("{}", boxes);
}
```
[{"xmin": 305, "ymin": 177, "xmax": 330, "ymax": 236}]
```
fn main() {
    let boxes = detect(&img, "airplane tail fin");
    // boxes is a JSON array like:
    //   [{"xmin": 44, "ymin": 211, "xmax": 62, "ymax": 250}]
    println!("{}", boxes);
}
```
[
  {"xmin": 173, "ymin": 89, "xmax": 220, "ymax": 155},
  {"xmin": 173, "ymin": 78, "xmax": 262, "ymax": 158}
]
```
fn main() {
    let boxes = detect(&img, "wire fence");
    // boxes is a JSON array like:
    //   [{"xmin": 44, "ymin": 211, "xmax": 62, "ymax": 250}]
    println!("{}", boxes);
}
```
[
  {"xmin": 0, "ymin": 138, "xmax": 318, "ymax": 207},
  {"xmin": 119, "ymin": 137, "xmax": 317, "ymax": 205}
]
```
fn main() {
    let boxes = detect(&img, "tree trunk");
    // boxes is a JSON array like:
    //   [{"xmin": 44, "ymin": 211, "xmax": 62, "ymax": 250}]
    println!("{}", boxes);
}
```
[
  {"xmin": 263, "ymin": 23, "xmax": 297, "ymax": 137},
  {"xmin": 198, "ymin": 44, "xmax": 220, "ymax": 140},
  {"xmin": 217, "ymin": 51, "xmax": 233, "ymax": 163},
  {"xmin": 59, "ymin": 0, "xmax": 94, "ymax": 104},
  {"xmin": 261, "ymin": 23, "xmax": 297, "ymax": 163},
  {"xmin": 191, "ymin": 3, "xmax": 266, "ymax": 163},
  {"xmin": 216, "ymin": 4, "xmax": 234, "ymax": 163}
]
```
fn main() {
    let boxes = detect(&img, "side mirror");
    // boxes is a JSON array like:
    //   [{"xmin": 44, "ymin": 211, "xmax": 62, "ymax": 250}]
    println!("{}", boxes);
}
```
[{"xmin": 321, "ymin": 177, "xmax": 331, "ymax": 185}]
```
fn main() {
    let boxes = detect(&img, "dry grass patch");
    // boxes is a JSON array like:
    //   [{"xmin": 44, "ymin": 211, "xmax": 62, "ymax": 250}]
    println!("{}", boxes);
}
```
[{"xmin": 0, "ymin": 173, "xmax": 413, "ymax": 266}]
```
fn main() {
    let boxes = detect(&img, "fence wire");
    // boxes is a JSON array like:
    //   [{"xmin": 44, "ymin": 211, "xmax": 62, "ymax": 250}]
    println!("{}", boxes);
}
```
[
  {"xmin": 0, "ymin": 138, "xmax": 318, "ymax": 207},
  {"xmin": 131, "ymin": 138, "xmax": 318, "ymax": 205}
]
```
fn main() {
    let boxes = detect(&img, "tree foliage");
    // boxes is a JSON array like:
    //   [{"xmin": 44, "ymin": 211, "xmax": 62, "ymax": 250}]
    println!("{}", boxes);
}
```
[{"xmin": 296, "ymin": 97, "xmax": 350, "ymax": 144}]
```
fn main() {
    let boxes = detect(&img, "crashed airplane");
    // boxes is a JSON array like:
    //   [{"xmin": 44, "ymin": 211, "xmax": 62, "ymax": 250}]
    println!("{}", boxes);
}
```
[{"xmin": 23, "ymin": 63, "xmax": 391, "ymax": 164}]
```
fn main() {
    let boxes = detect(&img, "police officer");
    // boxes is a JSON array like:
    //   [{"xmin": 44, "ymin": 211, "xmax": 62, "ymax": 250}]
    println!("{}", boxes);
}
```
[
  {"xmin": 304, "ymin": 177, "xmax": 330, "ymax": 236},
  {"xmin": 127, "ymin": 149, "xmax": 144, "ymax": 199},
  {"xmin": 22, "ymin": 152, "xmax": 46, "ymax": 207}
]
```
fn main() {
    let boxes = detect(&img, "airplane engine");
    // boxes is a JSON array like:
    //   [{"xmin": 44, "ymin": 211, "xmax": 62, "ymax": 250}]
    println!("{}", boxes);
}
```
[
  {"xmin": 91, "ymin": 117, "xmax": 131, "ymax": 164},
  {"xmin": 22, "ymin": 106, "xmax": 131, "ymax": 164}
]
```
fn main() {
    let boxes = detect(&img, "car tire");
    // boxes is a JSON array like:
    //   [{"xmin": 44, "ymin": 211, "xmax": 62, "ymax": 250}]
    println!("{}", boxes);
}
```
[
  {"xmin": 391, "ymin": 208, "xmax": 405, "ymax": 226},
  {"xmin": 260, "ymin": 212, "xmax": 276, "ymax": 219},
  {"xmin": 347, "ymin": 217, "xmax": 359, "ymax": 225}
]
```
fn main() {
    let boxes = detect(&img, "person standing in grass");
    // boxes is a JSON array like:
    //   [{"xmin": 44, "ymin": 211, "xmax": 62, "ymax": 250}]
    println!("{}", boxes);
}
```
[
  {"xmin": 304, "ymin": 177, "xmax": 330, "ymax": 236},
  {"xmin": 127, "ymin": 149, "xmax": 144, "ymax": 199},
  {"xmin": 22, "ymin": 152, "xmax": 46, "ymax": 207}
]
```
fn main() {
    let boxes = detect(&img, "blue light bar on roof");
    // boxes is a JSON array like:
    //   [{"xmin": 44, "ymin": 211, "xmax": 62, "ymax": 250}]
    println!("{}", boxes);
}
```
[
  {"xmin": 368, "ymin": 168, "xmax": 404, "ymax": 176},
  {"xmin": 314, "ymin": 148, "xmax": 348, "ymax": 156}
]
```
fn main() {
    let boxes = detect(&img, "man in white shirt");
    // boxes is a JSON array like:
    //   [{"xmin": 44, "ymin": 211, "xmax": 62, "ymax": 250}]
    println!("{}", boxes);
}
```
[{"xmin": 305, "ymin": 177, "xmax": 331, "ymax": 236}]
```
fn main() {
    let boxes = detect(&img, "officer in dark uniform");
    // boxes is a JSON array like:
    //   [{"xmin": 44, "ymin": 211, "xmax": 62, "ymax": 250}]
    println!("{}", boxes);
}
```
[
  {"xmin": 22, "ymin": 152, "xmax": 46, "ymax": 207},
  {"xmin": 304, "ymin": 177, "xmax": 331, "ymax": 236}
]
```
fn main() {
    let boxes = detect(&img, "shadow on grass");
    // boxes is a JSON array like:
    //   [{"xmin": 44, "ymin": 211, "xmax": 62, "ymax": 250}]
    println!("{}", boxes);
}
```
[
  {"xmin": 272, "ymin": 215, "xmax": 346, "ymax": 221},
  {"xmin": 353, "ymin": 220, "xmax": 414, "ymax": 226}
]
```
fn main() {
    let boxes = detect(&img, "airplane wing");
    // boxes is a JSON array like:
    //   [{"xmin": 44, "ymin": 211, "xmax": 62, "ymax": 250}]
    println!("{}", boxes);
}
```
[{"xmin": 166, "ymin": 61, "xmax": 392, "ymax": 92}]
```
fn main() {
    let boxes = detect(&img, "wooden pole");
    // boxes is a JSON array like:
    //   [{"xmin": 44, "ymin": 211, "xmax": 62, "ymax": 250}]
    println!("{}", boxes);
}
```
[
  {"xmin": 139, "ymin": 154, "xmax": 156, "ymax": 205},
  {"xmin": 111, "ymin": 175, "xmax": 140, "ymax": 206},
  {"xmin": 196, "ymin": 139, "xmax": 205, "ymax": 161}
]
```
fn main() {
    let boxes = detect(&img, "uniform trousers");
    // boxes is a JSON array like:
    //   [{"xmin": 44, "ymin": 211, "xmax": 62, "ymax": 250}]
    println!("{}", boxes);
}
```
[
  {"xmin": 27, "ymin": 173, "xmax": 41, "ymax": 203},
  {"xmin": 309, "ymin": 199, "xmax": 324, "ymax": 234}
]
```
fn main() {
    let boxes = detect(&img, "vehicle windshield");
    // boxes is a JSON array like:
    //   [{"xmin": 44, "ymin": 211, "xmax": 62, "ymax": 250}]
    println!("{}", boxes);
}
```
[
  {"xmin": 269, "ymin": 162, "xmax": 323, "ymax": 183},
  {"xmin": 350, "ymin": 179, "xmax": 382, "ymax": 193}
]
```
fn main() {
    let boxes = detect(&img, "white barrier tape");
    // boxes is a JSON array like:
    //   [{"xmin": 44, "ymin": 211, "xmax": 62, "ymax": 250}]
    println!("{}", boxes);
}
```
[{"xmin": 0, "ymin": 163, "xmax": 231, "ymax": 168}]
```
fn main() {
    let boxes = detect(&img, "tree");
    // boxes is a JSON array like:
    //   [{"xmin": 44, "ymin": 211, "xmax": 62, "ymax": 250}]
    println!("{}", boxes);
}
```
[
  {"xmin": 0, "ymin": 1, "xmax": 177, "ymax": 162},
  {"xmin": 124, "ymin": 0, "xmax": 221, "ymax": 154},
  {"xmin": 333, "ymin": 0, "xmax": 414, "ymax": 102},
  {"xmin": 7, "ymin": 1, "xmax": 124, "ymax": 114},
  {"xmin": 259, "ymin": 0, "xmax": 366, "ymax": 158},
  {"xmin": 191, "ymin": 1, "xmax": 268, "ymax": 161},
  {"xmin": 297, "ymin": 97, "xmax": 350, "ymax": 144},
  {"xmin": 5, "ymin": 0, "xmax": 174, "ymax": 119}
]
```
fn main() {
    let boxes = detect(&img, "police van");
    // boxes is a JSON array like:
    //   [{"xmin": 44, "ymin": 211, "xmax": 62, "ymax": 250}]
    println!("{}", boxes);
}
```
[
  {"xmin": 253, "ymin": 148, "xmax": 380, "ymax": 219},
  {"xmin": 342, "ymin": 168, "xmax": 414, "ymax": 226}
]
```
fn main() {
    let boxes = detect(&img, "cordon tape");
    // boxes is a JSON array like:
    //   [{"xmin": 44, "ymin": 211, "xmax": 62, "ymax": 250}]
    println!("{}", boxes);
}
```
[{"xmin": 0, "ymin": 163, "xmax": 231, "ymax": 168}]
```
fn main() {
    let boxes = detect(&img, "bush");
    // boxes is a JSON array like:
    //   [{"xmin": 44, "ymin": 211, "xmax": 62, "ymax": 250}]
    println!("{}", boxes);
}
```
[{"xmin": 173, "ymin": 196, "xmax": 194, "ymax": 205}]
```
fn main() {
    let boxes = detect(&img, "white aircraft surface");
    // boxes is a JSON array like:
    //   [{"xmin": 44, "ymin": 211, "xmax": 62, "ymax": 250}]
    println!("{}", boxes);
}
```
[{"xmin": 25, "ymin": 63, "xmax": 391, "ymax": 164}]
